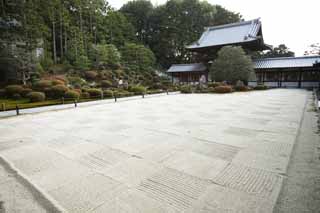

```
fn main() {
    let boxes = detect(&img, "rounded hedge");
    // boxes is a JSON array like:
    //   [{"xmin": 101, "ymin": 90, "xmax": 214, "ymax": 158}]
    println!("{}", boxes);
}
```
[
  {"xmin": 254, "ymin": 85, "xmax": 268, "ymax": 90},
  {"xmin": 52, "ymin": 79, "xmax": 65, "ymax": 86},
  {"xmin": 234, "ymin": 85, "xmax": 250, "ymax": 92},
  {"xmin": 86, "ymin": 88, "xmax": 102, "ymax": 97},
  {"xmin": 81, "ymin": 92, "xmax": 90, "ymax": 99},
  {"xmin": 212, "ymin": 85, "xmax": 233, "ymax": 94},
  {"xmin": 34, "ymin": 80, "xmax": 52, "ymax": 89},
  {"xmin": 21, "ymin": 88, "xmax": 33, "ymax": 98},
  {"xmin": 101, "ymin": 80, "xmax": 113, "ymax": 88},
  {"xmin": 5, "ymin": 85, "xmax": 24, "ymax": 96},
  {"xmin": 85, "ymin": 71, "xmax": 98, "ymax": 80},
  {"xmin": 64, "ymin": 90, "xmax": 80, "ymax": 100},
  {"xmin": 51, "ymin": 85, "xmax": 69, "ymax": 97},
  {"xmin": 103, "ymin": 89, "xmax": 114, "ymax": 98},
  {"xmin": 0, "ymin": 89, "xmax": 5, "ymax": 97},
  {"xmin": 27, "ymin": 92, "xmax": 46, "ymax": 102},
  {"xmin": 180, "ymin": 85, "xmax": 193, "ymax": 94},
  {"xmin": 129, "ymin": 85, "xmax": 147, "ymax": 95},
  {"xmin": 12, "ymin": 93, "xmax": 21, "ymax": 100}
]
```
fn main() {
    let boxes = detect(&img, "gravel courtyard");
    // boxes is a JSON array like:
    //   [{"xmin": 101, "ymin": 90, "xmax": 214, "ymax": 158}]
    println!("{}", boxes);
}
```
[{"xmin": 0, "ymin": 89, "xmax": 312, "ymax": 212}]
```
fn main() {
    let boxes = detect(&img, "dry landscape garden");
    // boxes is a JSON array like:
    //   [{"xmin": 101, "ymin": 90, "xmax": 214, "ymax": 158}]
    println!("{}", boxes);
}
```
[{"xmin": 1, "ymin": 0, "xmax": 320, "ymax": 212}]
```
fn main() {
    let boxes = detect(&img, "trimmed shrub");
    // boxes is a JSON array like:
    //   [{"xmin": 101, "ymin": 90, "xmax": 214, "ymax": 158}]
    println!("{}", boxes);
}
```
[
  {"xmin": 207, "ymin": 82, "xmax": 222, "ymax": 88},
  {"xmin": 103, "ymin": 90, "xmax": 114, "ymax": 98},
  {"xmin": 0, "ymin": 89, "xmax": 5, "ymax": 97},
  {"xmin": 27, "ymin": 92, "xmax": 46, "ymax": 102},
  {"xmin": 34, "ymin": 80, "xmax": 52, "ymax": 90},
  {"xmin": 101, "ymin": 80, "xmax": 113, "ymax": 88},
  {"xmin": 114, "ymin": 91, "xmax": 134, "ymax": 98},
  {"xmin": 21, "ymin": 88, "xmax": 33, "ymax": 98},
  {"xmin": 180, "ymin": 85, "xmax": 193, "ymax": 94},
  {"xmin": 254, "ymin": 85, "xmax": 268, "ymax": 90},
  {"xmin": 51, "ymin": 85, "xmax": 69, "ymax": 98},
  {"xmin": 86, "ymin": 88, "xmax": 102, "ymax": 97},
  {"xmin": 12, "ymin": 93, "xmax": 21, "ymax": 100},
  {"xmin": 52, "ymin": 79, "xmax": 65, "ymax": 86},
  {"xmin": 5, "ymin": 85, "xmax": 24, "ymax": 97},
  {"xmin": 81, "ymin": 92, "xmax": 90, "ymax": 99},
  {"xmin": 212, "ymin": 85, "xmax": 233, "ymax": 94},
  {"xmin": 64, "ymin": 90, "xmax": 80, "ymax": 100},
  {"xmin": 85, "ymin": 71, "xmax": 98, "ymax": 80},
  {"xmin": 234, "ymin": 85, "xmax": 250, "ymax": 92},
  {"xmin": 129, "ymin": 85, "xmax": 147, "ymax": 95}
]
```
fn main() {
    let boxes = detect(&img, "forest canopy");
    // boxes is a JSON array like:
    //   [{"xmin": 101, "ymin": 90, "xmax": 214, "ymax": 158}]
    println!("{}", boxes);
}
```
[{"xmin": 0, "ymin": 0, "xmax": 242, "ymax": 71}]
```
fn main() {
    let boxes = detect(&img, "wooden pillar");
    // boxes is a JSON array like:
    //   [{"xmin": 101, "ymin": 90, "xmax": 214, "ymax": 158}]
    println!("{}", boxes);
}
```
[{"xmin": 298, "ymin": 69, "xmax": 302, "ymax": 88}]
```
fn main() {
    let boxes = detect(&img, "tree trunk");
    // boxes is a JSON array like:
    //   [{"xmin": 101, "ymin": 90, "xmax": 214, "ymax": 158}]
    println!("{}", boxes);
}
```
[
  {"xmin": 52, "ymin": 20, "xmax": 57, "ymax": 64},
  {"xmin": 1, "ymin": 0, "xmax": 5, "ymax": 17},
  {"xmin": 59, "ymin": 8, "xmax": 63, "ymax": 61},
  {"xmin": 64, "ymin": 25, "xmax": 68, "ymax": 54}
]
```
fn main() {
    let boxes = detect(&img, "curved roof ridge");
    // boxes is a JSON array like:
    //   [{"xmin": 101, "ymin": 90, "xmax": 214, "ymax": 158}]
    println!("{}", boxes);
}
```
[{"xmin": 206, "ymin": 18, "xmax": 260, "ymax": 31}]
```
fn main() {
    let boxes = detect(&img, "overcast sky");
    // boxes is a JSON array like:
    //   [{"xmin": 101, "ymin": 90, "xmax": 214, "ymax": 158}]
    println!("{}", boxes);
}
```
[{"xmin": 108, "ymin": 0, "xmax": 320, "ymax": 56}]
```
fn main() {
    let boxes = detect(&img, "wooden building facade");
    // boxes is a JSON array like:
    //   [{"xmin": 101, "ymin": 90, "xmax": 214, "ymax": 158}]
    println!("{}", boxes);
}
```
[{"xmin": 249, "ymin": 56, "xmax": 320, "ymax": 88}]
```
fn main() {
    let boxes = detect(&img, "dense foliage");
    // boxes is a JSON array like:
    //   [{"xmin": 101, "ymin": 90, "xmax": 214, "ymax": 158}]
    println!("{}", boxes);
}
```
[{"xmin": 210, "ymin": 46, "xmax": 254, "ymax": 84}]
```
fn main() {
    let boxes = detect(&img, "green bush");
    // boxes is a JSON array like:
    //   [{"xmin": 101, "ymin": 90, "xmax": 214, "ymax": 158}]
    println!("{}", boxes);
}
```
[
  {"xmin": 212, "ymin": 85, "xmax": 233, "ymax": 94},
  {"xmin": 12, "ymin": 93, "xmax": 21, "ymax": 100},
  {"xmin": 5, "ymin": 85, "xmax": 24, "ymax": 97},
  {"xmin": 35, "ymin": 63, "xmax": 44, "ymax": 73},
  {"xmin": 114, "ymin": 91, "xmax": 134, "ymax": 98},
  {"xmin": 85, "ymin": 71, "xmax": 98, "ymax": 80},
  {"xmin": 0, "ymin": 89, "xmax": 5, "ymax": 97},
  {"xmin": 129, "ymin": 85, "xmax": 147, "ymax": 95},
  {"xmin": 81, "ymin": 92, "xmax": 90, "ymax": 99},
  {"xmin": 27, "ymin": 92, "xmax": 46, "ymax": 102},
  {"xmin": 101, "ymin": 80, "xmax": 113, "ymax": 88},
  {"xmin": 64, "ymin": 90, "xmax": 80, "ymax": 100},
  {"xmin": 52, "ymin": 79, "xmax": 65, "ymax": 86},
  {"xmin": 207, "ymin": 82, "xmax": 222, "ymax": 88},
  {"xmin": 254, "ymin": 85, "xmax": 268, "ymax": 90},
  {"xmin": 234, "ymin": 85, "xmax": 250, "ymax": 92},
  {"xmin": 180, "ymin": 85, "xmax": 193, "ymax": 94},
  {"xmin": 51, "ymin": 85, "xmax": 69, "ymax": 98},
  {"xmin": 21, "ymin": 88, "xmax": 33, "ymax": 98},
  {"xmin": 103, "ymin": 89, "xmax": 114, "ymax": 98},
  {"xmin": 147, "ymin": 89, "xmax": 163, "ymax": 95},
  {"xmin": 34, "ymin": 80, "xmax": 52, "ymax": 90},
  {"xmin": 86, "ymin": 88, "xmax": 102, "ymax": 97}
]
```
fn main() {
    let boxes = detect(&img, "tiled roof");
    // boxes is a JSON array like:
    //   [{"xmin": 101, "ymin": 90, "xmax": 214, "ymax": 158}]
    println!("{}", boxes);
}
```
[
  {"xmin": 254, "ymin": 56, "xmax": 320, "ymax": 69},
  {"xmin": 167, "ymin": 63, "xmax": 207, "ymax": 73},
  {"xmin": 187, "ymin": 19, "xmax": 264, "ymax": 50}
]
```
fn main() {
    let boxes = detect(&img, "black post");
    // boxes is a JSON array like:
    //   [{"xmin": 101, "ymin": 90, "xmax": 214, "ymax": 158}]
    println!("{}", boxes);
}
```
[
  {"xmin": 74, "ymin": 99, "xmax": 77, "ymax": 108},
  {"xmin": 1, "ymin": 103, "xmax": 5, "ymax": 111},
  {"xmin": 114, "ymin": 95, "xmax": 117, "ymax": 102},
  {"xmin": 62, "ymin": 97, "xmax": 65, "ymax": 104},
  {"xmin": 142, "ymin": 93, "xmax": 145, "ymax": 99},
  {"xmin": 16, "ymin": 104, "xmax": 19, "ymax": 115}
]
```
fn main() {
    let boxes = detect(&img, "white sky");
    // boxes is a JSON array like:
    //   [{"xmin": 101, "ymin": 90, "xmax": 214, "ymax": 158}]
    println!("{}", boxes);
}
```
[{"xmin": 108, "ymin": 0, "xmax": 320, "ymax": 56}]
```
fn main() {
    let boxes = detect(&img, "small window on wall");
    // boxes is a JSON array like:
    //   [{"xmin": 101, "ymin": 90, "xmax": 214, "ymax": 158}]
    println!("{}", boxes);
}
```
[
  {"xmin": 283, "ymin": 71, "xmax": 299, "ymax": 81},
  {"xmin": 302, "ymin": 71, "xmax": 318, "ymax": 81}
]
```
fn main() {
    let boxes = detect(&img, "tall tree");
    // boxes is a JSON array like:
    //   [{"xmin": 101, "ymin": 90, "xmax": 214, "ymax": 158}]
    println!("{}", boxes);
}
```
[
  {"xmin": 256, "ymin": 44, "xmax": 295, "ymax": 58},
  {"xmin": 120, "ymin": 0, "xmax": 153, "ymax": 44},
  {"xmin": 210, "ymin": 46, "xmax": 254, "ymax": 84},
  {"xmin": 304, "ymin": 43, "xmax": 320, "ymax": 56}
]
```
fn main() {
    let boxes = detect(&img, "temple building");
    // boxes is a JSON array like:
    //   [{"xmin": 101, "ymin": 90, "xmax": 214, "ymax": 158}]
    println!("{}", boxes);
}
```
[
  {"xmin": 250, "ymin": 56, "xmax": 320, "ymax": 88},
  {"xmin": 167, "ymin": 18, "xmax": 320, "ymax": 88}
]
